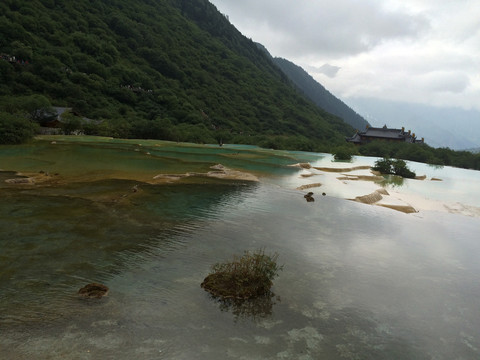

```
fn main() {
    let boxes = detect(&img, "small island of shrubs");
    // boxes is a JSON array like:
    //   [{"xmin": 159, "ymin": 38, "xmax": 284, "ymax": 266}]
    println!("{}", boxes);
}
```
[
  {"xmin": 372, "ymin": 157, "xmax": 416, "ymax": 178},
  {"xmin": 332, "ymin": 144, "xmax": 356, "ymax": 162},
  {"xmin": 201, "ymin": 249, "xmax": 282, "ymax": 300}
]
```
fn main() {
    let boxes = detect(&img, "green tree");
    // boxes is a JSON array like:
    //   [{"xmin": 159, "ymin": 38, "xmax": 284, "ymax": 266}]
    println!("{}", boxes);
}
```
[
  {"xmin": 372, "ymin": 157, "xmax": 416, "ymax": 179},
  {"xmin": 1, "ymin": 95, "xmax": 55, "ymax": 123},
  {"xmin": 392, "ymin": 159, "xmax": 416, "ymax": 178},
  {"xmin": 0, "ymin": 112, "xmax": 37, "ymax": 144},
  {"xmin": 60, "ymin": 111, "xmax": 83, "ymax": 135}
]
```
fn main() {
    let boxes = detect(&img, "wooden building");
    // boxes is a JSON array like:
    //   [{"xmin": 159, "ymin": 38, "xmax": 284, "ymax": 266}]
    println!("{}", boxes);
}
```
[{"xmin": 346, "ymin": 125, "xmax": 424, "ymax": 145}]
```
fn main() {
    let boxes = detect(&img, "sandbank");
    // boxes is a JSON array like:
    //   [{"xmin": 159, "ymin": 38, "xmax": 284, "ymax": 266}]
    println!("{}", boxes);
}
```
[
  {"xmin": 336, "ymin": 174, "xmax": 384, "ymax": 182},
  {"xmin": 294, "ymin": 164, "xmax": 480, "ymax": 217},
  {"xmin": 288, "ymin": 163, "xmax": 312, "ymax": 169},
  {"xmin": 152, "ymin": 164, "xmax": 258, "ymax": 183},
  {"xmin": 4, "ymin": 171, "xmax": 63, "ymax": 186},
  {"xmin": 350, "ymin": 189, "xmax": 417, "ymax": 214},
  {"xmin": 313, "ymin": 165, "xmax": 371, "ymax": 172},
  {"xmin": 4, "ymin": 163, "xmax": 258, "ymax": 188},
  {"xmin": 296, "ymin": 183, "xmax": 322, "ymax": 191}
]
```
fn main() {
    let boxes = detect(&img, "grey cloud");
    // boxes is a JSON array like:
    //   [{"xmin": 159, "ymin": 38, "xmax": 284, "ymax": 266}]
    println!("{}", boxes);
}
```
[
  {"xmin": 421, "ymin": 73, "xmax": 470, "ymax": 93},
  {"xmin": 210, "ymin": 0, "xmax": 429, "ymax": 57},
  {"xmin": 210, "ymin": 0, "xmax": 480, "ymax": 112}
]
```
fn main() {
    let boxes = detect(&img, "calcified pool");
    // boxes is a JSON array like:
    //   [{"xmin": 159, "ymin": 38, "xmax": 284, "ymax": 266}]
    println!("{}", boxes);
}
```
[{"xmin": 1, "ymin": 136, "xmax": 480, "ymax": 359}]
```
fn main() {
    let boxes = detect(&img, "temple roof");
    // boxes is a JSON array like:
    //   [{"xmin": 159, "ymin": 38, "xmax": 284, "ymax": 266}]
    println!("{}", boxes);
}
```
[
  {"xmin": 363, "ymin": 127, "xmax": 405, "ymax": 139},
  {"xmin": 346, "ymin": 125, "xmax": 420, "ymax": 144}
]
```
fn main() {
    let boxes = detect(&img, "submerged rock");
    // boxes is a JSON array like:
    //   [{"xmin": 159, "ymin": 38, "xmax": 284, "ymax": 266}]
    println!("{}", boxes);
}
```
[
  {"xmin": 288, "ymin": 163, "xmax": 311, "ymax": 169},
  {"xmin": 78, "ymin": 283, "xmax": 109, "ymax": 299},
  {"xmin": 354, "ymin": 191, "xmax": 383, "ymax": 204},
  {"xmin": 296, "ymin": 183, "xmax": 322, "ymax": 191},
  {"xmin": 304, "ymin": 192, "xmax": 315, "ymax": 202},
  {"xmin": 5, "ymin": 177, "xmax": 34, "ymax": 184},
  {"xmin": 210, "ymin": 164, "xmax": 226, "ymax": 170}
]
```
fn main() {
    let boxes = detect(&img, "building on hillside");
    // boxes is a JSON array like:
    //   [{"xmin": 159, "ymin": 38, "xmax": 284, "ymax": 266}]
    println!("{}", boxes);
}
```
[
  {"xmin": 42, "ymin": 107, "xmax": 73, "ymax": 127},
  {"xmin": 346, "ymin": 125, "xmax": 424, "ymax": 145},
  {"xmin": 38, "ymin": 107, "xmax": 102, "ymax": 135}
]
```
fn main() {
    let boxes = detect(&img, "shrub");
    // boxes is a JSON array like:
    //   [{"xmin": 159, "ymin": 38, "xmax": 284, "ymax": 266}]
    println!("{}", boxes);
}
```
[
  {"xmin": 372, "ymin": 157, "xmax": 416, "ymax": 178},
  {"xmin": 372, "ymin": 157, "xmax": 393, "ymax": 174},
  {"xmin": 392, "ymin": 159, "xmax": 416, "ymax": 178},
  {"xmin": 332, "ymin": 145, "xmax": 356, "ymax": 161},
  {"xmin": 201, "ymin": 249, "xmax": 282, "ymax": 300}
]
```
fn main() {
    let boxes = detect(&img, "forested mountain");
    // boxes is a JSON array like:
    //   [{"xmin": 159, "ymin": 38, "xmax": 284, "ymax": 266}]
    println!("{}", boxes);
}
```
[
  {"xmin": 271, "ymin": 57, "xmax": 370, "ymax": 131},
  {"xmin": 0, "ymin": 0, "xmax": 354, "ymax": 150}
]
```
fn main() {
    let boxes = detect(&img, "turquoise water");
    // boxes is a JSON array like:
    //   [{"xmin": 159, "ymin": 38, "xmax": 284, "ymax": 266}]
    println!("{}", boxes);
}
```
[
  {"xmin": 1, "ymin": 137, "xmax": 480, "ymax": 359},
  {"xmin": 0, "ymin": 137, "xmax": 304, "ymax": 184}
]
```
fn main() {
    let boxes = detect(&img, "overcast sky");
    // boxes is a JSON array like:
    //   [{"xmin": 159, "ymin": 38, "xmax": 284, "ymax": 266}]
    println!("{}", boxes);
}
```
[{"xmin": 209, "ymin": 0, "xmax": 480, "ymax": 113}]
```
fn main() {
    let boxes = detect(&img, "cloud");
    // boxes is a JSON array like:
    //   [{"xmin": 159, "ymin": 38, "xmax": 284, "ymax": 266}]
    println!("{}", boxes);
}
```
[
  {"xmin": 420, "ymin": 72, "xmax": 470, "ymax": 94},
  {"xmin": 310, "ymin": 64, "xmax": 341, "ymax": 78},
  {"xmin": 211, "ymin": 0, "xmax": 429, "ymax": 58},
  {"xmin": 210, "ymin": 0, "xmax": 480, "ymax": 111}
]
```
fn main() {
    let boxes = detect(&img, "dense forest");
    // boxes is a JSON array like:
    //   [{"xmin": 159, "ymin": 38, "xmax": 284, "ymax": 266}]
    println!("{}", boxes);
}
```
[
  {"xmin": 0, "ymin": 0, "xmax": 354, "ymax": 151},
  {"xmin": 0, "ymin": 0, "xmax": 479, "ymax": 170}
]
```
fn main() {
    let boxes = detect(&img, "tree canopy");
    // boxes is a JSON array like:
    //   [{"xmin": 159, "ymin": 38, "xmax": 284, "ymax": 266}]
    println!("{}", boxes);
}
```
[{"xmin": 0, "ymin": 0, "xmax": 353, "ymax": 151}]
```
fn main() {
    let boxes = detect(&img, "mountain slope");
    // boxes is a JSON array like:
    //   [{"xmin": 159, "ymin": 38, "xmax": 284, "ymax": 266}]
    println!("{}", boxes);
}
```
[
  {"xmin": 271, "ymin": 57, "xmax": 370, "ymax": 131},
  {"xmin": 0, "ymin": 0, "xmax": 353, "ymax": 150}
]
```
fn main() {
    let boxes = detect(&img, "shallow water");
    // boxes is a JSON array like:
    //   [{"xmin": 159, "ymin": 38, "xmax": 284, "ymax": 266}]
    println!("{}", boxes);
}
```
[{"xmin": 1, "ymin": 137, "xmax": 480, "ymax": 359}]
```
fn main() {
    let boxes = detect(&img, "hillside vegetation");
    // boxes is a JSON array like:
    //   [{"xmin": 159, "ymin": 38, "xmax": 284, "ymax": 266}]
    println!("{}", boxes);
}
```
[
  {"xmin": 271, "ymin": 57, "xmax": 370, "ymax": 131},
  {"xmin": 1, "ymin": 0, "xmax": 479, "ymax": 170},
  {"xmin": 0, "ymin": 0, "xmax": 354, "ymax": 151}
]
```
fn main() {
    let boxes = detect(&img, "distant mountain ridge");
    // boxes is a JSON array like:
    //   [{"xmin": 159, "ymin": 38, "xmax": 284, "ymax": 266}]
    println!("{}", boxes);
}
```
[
  {"xmin": 254, "ymin": 44, "xmax": 369, "ymax": 131},
  {"xmin": 347, "ymin": 97, "xmax": 480, "ymax": 150},
  {"xmin": 273, "ymin": 57, "xmax": 370, "ymax": 131}
]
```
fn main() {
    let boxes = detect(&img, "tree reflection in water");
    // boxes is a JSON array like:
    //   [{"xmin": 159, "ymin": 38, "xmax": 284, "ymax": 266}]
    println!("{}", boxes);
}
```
[
  {"xmin": 214, "ymin": 291, "xmax": 281, "ymax": 322},
  {"xmin": 378, "ymin": 174, "xmax": 405, "ymax": 188}
]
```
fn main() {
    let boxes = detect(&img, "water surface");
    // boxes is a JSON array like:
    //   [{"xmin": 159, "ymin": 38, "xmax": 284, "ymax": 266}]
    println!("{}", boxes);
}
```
[{"xmin": 1, "ymin": 137, "xmax": 480, "ymax": 359}]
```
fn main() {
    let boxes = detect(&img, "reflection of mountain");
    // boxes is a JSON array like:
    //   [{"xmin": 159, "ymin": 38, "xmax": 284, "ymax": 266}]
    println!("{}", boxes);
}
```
[{"xmin": 347, "ymin": 98, "xmax": 480, "ymax": 150}]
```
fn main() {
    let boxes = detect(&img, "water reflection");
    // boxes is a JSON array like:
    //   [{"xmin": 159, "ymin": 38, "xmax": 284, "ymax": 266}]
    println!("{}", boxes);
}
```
[
  {"xmin": 0, "ymin": 178, "xmax": 258, "ymax": 325},
  {"xmin": 212, "ymin": 292, "xmax": 281, "ymax": 322},
  {"xmin": 378, "ymin": 174, "xmax": 405, "ymax": 188},
  {"xmin": 427, "ymin": 163, "xmax": 445, "ymax": 170},
  {"xmin": 2, "ymin": 138, "xmax": 480, "ymax": 359}
]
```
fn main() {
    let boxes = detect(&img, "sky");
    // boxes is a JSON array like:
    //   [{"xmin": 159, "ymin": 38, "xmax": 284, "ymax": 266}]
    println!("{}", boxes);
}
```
[{"xmin": 208, "ymin": 0, "xmax": 480, "ymax": 117}]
